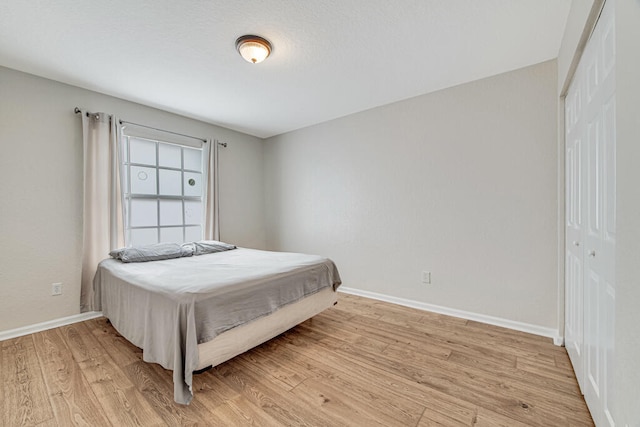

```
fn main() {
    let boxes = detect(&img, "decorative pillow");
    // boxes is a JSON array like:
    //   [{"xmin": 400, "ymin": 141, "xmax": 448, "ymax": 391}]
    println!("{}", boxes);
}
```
[{"xmin": 109, "ymin": 243, "xmax": 188, "ymax": 263}]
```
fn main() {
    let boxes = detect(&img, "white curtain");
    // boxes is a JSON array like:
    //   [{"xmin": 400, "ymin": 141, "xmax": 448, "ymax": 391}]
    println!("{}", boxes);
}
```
[
  {"xmin": 204, "ymin": 139, "xmax": 220, "ymax": 241},
  {"xmin": 80, "ymin": 110, "xmax": 124, "ymax": 312}
]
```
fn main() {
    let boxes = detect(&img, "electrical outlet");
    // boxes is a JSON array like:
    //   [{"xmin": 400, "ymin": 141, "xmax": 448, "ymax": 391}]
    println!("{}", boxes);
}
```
[
  {"xmin": 52, "ymin": 282, "xmax": 63, "ymax": 296},
  {"xmin": 422, "ymin": 271, "xmax": 431, "ymax": 284}
]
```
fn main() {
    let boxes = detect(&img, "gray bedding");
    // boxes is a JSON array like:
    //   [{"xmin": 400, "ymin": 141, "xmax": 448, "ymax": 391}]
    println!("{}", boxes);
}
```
[{"xmin": 93, "ymin": 248, "xmax": 342, "ymax": 404}]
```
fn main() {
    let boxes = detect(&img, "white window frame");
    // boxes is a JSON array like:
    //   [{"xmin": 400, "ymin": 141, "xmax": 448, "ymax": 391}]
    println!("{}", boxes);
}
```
[{"xmin": 119, "ymin": 128, "xmax": 208, "ymax": 247}]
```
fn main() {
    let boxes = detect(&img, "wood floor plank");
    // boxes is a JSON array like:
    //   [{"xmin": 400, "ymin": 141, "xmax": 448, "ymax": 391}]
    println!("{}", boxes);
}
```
[
  {"xmin": 346, "ymin": 350, "xmax": 565, "ymax": 426},
  {"xmin": 87, "ymin": 317, "xmax": 143, "ymax": 367},
  {"xmin": 292, "ymin": 378, "xmax": 390, "ymax": 426},
  {"xmin": 350, "ymin": 338, "xmax": 592, "ymax": 425},
  {"xmin": 343, "ymin": 303, "xmax": 558, "ymax": 359},
  {"xmin": 319, "ymin": 304, "xmax": 357, "ymax": 322},
  {"xmin": 288, "ymin": 324, "xmax": 587, "ymax": 426},
  {"xmin": 238, "ymin": 344, "xmax": 308, "ymax": 390},
  {"xmin": 314, "ymin": 311, "xmax": 454, "ymax": 360},
  {"xmin": 303, "ymin": 316, "xmax": 390, "ymax": 354},
  {"xmin": 332, "ymin": 297, "xmax": 386, "ymax": 319},
  {"xmin": 555, "ymin": 351, "xmax": 575, "ymax": 369},
  {"xmin": 31, "ymin": 329, "xmax": 110, "ymax": 426},
  {"xmin": 277, "ymin": 328, "xmax": 479, "ymax": 426},
  {"xmin": 340, "ymin": 312, "xmax": 519, "ymax": 367},
  {"xmin": 2, "ymin": 336, "xmax": 54, "ymax": 426},
  {"xmin": 351, "ymin": 313, "xmax": 534, "ymax": 362},
  {"xmin": 516, "ymin": 356, "xmax": 582, "ymax": 389},
  {"xmin": 473, "ymin": 406, "xmax": 535, "ymax": 427},
  {"xmin": 287, "ymin": 307, "xmax": 590, "ymax": 426},
  {"xmin": 417, "ymin": 407, "xmax": 475, "ymax": 427},
  {"xmin": 145, "ymin": 359, "xmax": 237, "ymax": 424},
  {"xmin": 124, "ymin": 360, "xmax": 207, "ymax": 426},
  {"xmin": 1, "ymin": 293, "xmax": 592, "ymax": 426},
  {"xmin": 191, "ymin": 368, "xmax": 242, "ymax": 411},
  {"xmin": 208, "ymin": 395, "xmax": 284, "ymax": 426},
  {"xmin": 60, "ymin": 323, "xmax": 166, "ymax": 426},
  {"xmin": 449, "ymin": 351, "xmax": 581, "ymax": 397},
  {"xmin": 464, "ymin": 319, "xmax": 556, "ymax": 343},
  {"xmin": 213, "ymin": 360, "xmax": 338, "ymax": 426},
  {"xmin": 238, "ymin": 344, "xmax": 425, "ymax": 427}
]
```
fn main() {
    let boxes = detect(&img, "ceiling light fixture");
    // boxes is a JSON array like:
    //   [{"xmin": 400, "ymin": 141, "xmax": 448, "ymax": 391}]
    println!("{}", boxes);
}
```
[{"xmin": 235, "ymin": 35, "xmax": 272, "ymax": 64}]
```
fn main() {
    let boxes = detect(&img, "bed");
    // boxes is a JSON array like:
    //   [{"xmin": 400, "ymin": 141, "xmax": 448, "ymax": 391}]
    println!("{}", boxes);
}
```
[{"xmin": 93, "ymin": 246, "xmax": 342, "ymax": 404}]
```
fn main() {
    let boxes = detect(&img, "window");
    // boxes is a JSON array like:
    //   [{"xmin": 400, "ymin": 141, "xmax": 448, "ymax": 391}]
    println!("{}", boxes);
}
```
[{"xmin": 120, "ymin": 134, "xmax": 206, "ymax": 247}]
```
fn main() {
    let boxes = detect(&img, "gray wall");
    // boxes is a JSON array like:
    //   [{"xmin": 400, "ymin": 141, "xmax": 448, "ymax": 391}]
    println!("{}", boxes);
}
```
[
  {"xmin": 0, "ymin": 66, "xmax": 266, "ymax": 332},
  {"xmin": 264, "ymin": 60, "xmax": 559, "ymax": 332}
]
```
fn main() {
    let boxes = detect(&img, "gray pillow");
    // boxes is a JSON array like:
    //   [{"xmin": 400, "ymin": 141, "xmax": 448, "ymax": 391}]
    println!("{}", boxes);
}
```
[
  {"xmin": 109, "ymin": 243, "xmax": 190, "ymax": 263},
  {"xmin": 184, "ymin": 240, "xmax": 237, "ymax": 256}
]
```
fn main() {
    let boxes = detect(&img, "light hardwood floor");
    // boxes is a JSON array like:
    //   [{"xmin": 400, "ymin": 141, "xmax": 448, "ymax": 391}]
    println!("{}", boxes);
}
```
[{"xmin": 1, "ymin": 293, "xmax": 593, "ymax": 426}]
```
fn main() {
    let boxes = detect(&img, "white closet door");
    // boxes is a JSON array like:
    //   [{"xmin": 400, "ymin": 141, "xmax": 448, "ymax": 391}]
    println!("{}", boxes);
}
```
[
  {"xmin": 565, "ymin": 53, "xmax": 585, "ymax": 392},
  {"xmin": 584, "ymin": 1, "xmax": 616, "ymax": 425},
  {"xmin": 565, "ymin": 0, "xmax": 616, "ymax": 425}
]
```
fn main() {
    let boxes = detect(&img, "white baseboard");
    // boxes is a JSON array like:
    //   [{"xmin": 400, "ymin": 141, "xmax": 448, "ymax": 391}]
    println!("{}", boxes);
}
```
[
  {"xmin": 0, "ymin": 290, "xmax": 564, "ymax": 346},
  {"xmin": 338, "ymin": 287, "xmax": 562, "ymax": 344},
  {"xmin": 553, "ymin": 336, "xmax": 565, "ymax": 346},
  {"xmin": 0, "ymin": 311, "xmax": 103, "ymax": 342}
]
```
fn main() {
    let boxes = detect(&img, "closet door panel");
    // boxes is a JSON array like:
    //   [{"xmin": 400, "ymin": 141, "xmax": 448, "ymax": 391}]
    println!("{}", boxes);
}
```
[
  {"xmin": 565, "ymin": 1, "xmax": 615, "ymax": 425},
  {"xmin": 565, "ymin": 58, "xmax": 586, "ymax": 390}
]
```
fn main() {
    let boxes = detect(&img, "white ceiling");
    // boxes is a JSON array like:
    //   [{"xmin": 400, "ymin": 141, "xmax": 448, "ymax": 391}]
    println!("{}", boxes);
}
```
[{"xmin": 0, "ymin": 1, "xmax": 571, "ymax": 138}]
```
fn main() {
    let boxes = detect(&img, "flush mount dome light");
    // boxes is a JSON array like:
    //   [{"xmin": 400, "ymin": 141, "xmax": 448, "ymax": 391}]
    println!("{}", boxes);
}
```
[{"xmin": 236, "ymin": 35, "xmax": 272, "ymax": 64}]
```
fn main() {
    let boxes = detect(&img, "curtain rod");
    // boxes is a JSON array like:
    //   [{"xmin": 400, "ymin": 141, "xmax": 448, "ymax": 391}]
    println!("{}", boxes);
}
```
[
  {"xmin": 74, "ymin": 107, "xmax": 228, "ymax": 147},
  {"xmin": 74, "ymin": 107, "xmax": 103, "ymax": 120},
  {"xmin": 119, "ymin": 119, "xmax": 207, "ymax": 144}
]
